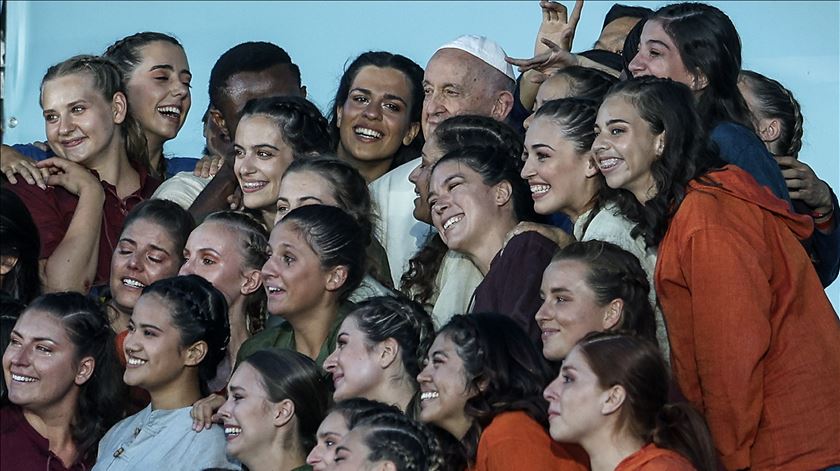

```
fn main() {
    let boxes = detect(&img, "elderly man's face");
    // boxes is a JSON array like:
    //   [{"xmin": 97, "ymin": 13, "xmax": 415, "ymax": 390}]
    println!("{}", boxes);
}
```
[{"xmin": 421, "ymin": 48, "xmax": 500, "ymax": 137}]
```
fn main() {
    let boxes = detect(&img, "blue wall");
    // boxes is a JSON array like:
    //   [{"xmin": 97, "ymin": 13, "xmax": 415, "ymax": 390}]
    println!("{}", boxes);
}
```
[{"xmin": 3, "ymin": 1, "xmax": 838, "ymax": 306}]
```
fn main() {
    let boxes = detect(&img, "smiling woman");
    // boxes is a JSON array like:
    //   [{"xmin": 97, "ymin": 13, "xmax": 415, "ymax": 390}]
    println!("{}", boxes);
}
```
[
  {"xmin": 217, "ymin": 348, "xmax": 329, "ymax": 471},
  {"xmin": 93, "ymin": 275, "xmax": 239, "ymax": 470},
  {"xmin": 1, "ymin": 292, "xmax": 123, "ymax": 470},
  {"xmin": 329, "ymin": 51, "xmax": 424, "ymax": 183}
]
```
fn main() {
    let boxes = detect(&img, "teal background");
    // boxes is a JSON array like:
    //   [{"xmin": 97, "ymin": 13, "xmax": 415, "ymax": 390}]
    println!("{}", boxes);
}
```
[{"xmin": 3, "ymin": 1, "xmax": 838, "ymax": 306}]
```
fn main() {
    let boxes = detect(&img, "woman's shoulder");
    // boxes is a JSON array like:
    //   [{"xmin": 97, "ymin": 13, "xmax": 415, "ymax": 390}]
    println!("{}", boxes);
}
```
[
  {"xmin": 481, "ymin": 411, "xmax": 546, "ymax": 443},
  {"xmin": 616, "ymin": 444, "xmax": 696, "ymax": 471}
]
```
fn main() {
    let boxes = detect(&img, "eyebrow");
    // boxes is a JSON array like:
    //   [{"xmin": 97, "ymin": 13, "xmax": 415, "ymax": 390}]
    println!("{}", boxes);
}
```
[
  {"xmin": 549, "ymin": 287, "xmax": 572, "ymax": 295},
  {"xmin": 10, "ymin": 330, "xmax": 57, "ymax": 344},
  {"xmin": 431, "ymin": 350, "xmax": 448, "ymax": 358},
  {"xmin": 150, "ymin": 64, "xmax": 193, "ymax": 78},
  {"xmin": 137, "ymin": 323, "xmax": 163, "ymax": 332},
  {"xmin": 531, "ymin": 143, "xmax": 555, "ymax": 152},
  {"xmin": 560, "ymin": 365, "xmax": 577, "ymax": 373},
  {"xmin": 351, "ymin": 87, "xmax": 408, "ymax": 106},
  {"xmin": 606, "ymin": 119, "xmax": 629, "ymax": 126},
  {"xmin": 229, "ymin": 385, "xmax": 244, "ymax": 393},
  {"xmin": 298, "ymin": 196, "xmax": 324, "ymax": 205},
  {"xmin": 645, "ymin": 39, "xmax": 671, "ymax": 51}
]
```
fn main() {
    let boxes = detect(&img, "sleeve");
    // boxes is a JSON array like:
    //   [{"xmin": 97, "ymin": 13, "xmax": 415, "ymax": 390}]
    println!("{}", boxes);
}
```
[
  {"xmin": 810, "ymin": 189, "xmax": 840, "ymax": 286},
  {"xmin": 5, "ymin": 181, "xmax": 68, "ymax": 259},
  {"xmin": 679, "ymin": 227, "xmax": 772, "ymax": 470},
  {"xmin": 474, "ymin": 233, "xmax": 558, "ymax": 343},
  {"xmin": 11, "ymin": 144, "xmax": 54, "ymax": 161}
]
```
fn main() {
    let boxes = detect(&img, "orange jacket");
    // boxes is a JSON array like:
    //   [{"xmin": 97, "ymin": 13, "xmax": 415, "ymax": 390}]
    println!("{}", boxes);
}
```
[
  {"xmin": 615, "ymin": 444, "xmax": 695, "ymax": 471},
  {"xmin": 469, "ymin": 411, "xmax": 589, "ymax": 471},
  {"xmin": 656, "ymin": 166, "xmax": 840, "ymax": 470}
]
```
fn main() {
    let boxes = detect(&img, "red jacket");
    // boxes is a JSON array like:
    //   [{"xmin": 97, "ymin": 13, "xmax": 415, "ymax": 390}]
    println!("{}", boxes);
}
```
[
  {"xmin": 615, "ymin": 444, "xmax": 695, "ymax": 471},
  {"xmin": 656, "ymin": 166, "xmax": 840, "ymax": 470}
]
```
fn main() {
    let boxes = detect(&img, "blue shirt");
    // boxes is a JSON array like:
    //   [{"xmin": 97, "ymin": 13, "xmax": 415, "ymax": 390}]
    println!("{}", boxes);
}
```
[
  {"xmin": 93, "ymin": 405, "xmax": 240, "ymax": 471},
  {"xmin": 710, "ymin": 122, "xmax": 790, "ymax": 201}
]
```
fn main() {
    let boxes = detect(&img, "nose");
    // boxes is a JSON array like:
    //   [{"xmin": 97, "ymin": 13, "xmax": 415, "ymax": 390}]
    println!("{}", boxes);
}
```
[
  {"xmin": 171, "ymin": 78, "xmax": 190, "ymax": 98},
  {"xmin": 523, "ymin": 113, "xmax": 535, "ymax": 130},
  {"xmin": 627, "ymin": 52, "xmax": 646, "ymax": 77},
  {"xmin": 124, "ymin": 328, "xmax": 141, "ymax": 353},
  {"xmin": 423, "ymin": 91, "xmax": 445, "ymax": 118},
  {"xmin": 237, "ymin": 153, "xmax": 257, "ymax": 176},
  {"xmin": 408, "ymin": 162, "xmax": 423, "ymax": 184},
  {"xmin": 306, "ymin": 446, "xmax": 323, "ymax": 466},
  {"xmin": 592, "ymin": 131, "xmax": 608, "ymax": 155},
  {"xmin": 544, "ymin": 375, "xmax": 562, "ymax": 402},
  {"xmin": 58, "ymin": 115, "xmax": 75, "ymax": 136},
  {"xmin": 432, "ymin": 197, "xmax": 448, "ymax": 215},
  {"xmin": 416, "ymin": 362, "xmax": 432, "ymax": 384},
  {"xmin": 323, "ymin": 349, "xmax": 338, "ymax": 373},
  {"xmin": 178, "ymin": 258, "xmax": 193, "ymax": 276},
  {"xmin": 521, "ymin": 153, "xmax": 537, "ymax": 180},
  {"xmin": 534, "ymin": 299, "xmax": 551, "ymax": 322},
  {"xmin": 362, "ymin": 100, "xmax": 383, "ymax": 121},
  {"xmin": 126, "ymin": 251, "xmax": 143, "ymax": 271},
  {"xmin": 217, "ymin": 395, "xmax": 233, "ymax": 420},
  {"xmin": 7, "ymin": 344, "xmax": 31, "ymax": 367},
  {"xmin": 261, "ymin": 256, "xmax": 278, "ymax": 280}
]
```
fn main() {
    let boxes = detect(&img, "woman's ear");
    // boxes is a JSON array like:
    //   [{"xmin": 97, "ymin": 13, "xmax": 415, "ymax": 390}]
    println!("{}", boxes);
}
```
[
  {"xmin": 690, "ymin": 72, "xmax": 709, "ymax": 92},
  {"xmin": 757, "ymin": 118, "xmax": 781, "ymax": 144},
  {"xmin": 74, "ymin": 356, "xmax": 96, "ymax": 386},
  {"xmin": 602, "ymin": 298, "xmax": 624, "ymax": 330},
  {"xmin": 273, "ymin": 399, "xmax": 295, "ymax": 427},
  {"xmin": 184, "ymin": 340, "xmax": 209, "ymax": 367},
  {"xmin": 240, "ymin": 269, "xmax": 262, "ymax": 296},
  {"xmin": 601, "ymin": 384, "xmax": 626, "ymax": 415},
  {"xmin": 584, "ymin": 153, "xmax": 600, "ymax": 178},
  {"xmin": 335, "ymin": 106, "xmax": 343, "ymax": 128},
  {"xmin": 402, "ymin": 122, "xmax": 421, "ymax": 146},
  {"xmin": 378, "ymin": 338, "xmax": 400, "ymax": 369},
  {"xmin": 494, "ymin": 180, "xmax": 513, "ymax": 207},
  {"xmin": 325, "ymin": 265, "xmax": 349, "ymax": 292},
  {"xmin": 111, "ymin": 91, "xmax": 128, "ymax": 125},
  {"xmin": 654, "ymin": 132, "xmax": 666, "ymax": 158}
]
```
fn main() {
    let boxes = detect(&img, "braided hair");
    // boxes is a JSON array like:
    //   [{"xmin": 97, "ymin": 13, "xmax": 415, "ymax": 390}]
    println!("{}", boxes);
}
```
[
  {"xmin": 142, "ymin": 275, "xmax": 230, "ymax": 396},
  {"xmin": 345, "ymin": 296, "xmax": 435, "ymax": 417},
  {"xmin": 40, "ymin": 55, "xmax": 151, "ymax": 174},
  {"xmin": 550, "ymin": 241, "xmax": 657, "ymax": 345},
  {"xmin": 739, "ymin": 70, "xmax": 804, "ymax": 157},
  {"xmin": 203, "ymin": 211, "xmax": 270, "ymax": 334},
  {"xmin": 353, "ymin": 409, "xmax": 445, "ymax": 471}
]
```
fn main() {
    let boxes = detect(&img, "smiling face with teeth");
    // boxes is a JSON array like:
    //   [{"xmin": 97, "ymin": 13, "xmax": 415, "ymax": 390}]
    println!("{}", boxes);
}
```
[
  {"xmin": 428, "ymin": 159, "xmax": 517, "ymax": 273},
  {"xmin": 41, "ymin": 73, "xmax": 127, "ymax": 170},
  {"xmin": 3, "ymin": 308, "xmax": 91, "ymax": 411},
  {"xmin": 216, "ymin": 362, "xmax": 278, "ymax": 463},
  {"xmin": 336, "ymin": 65, "xmax": 421, "ymax": 181},
  {"xmin": 234, "ymin": 114, "xmax": 296, "ymax": 222},
  {"xmin": 416, "ymin": 333, "xmax": 476, "ymax": 439},
  {"xmin": 124, "ymin": 41, "xmax": 192, "ymax": 155},
  {"xmin": 593, "ymin": 95, "xmax": 663, "ymax": 203},
  {"xmin": 123, "ymin": 293, "xmax": 199, "ymax": 396},
  {"xmin": 522, "ymin": 116, "xmax": 599, "ymax": 219},
  {"xmin": 110, "ymin": 218, "xmax": 183, "ymax": 318},
  {"xmin": 407, "ymin": 136, "xmax": 444, "ymax": 224}
]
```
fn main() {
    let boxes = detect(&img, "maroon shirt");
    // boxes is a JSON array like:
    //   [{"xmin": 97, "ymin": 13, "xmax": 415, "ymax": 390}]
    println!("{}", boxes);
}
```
[
  {"xmin": 0, "ymin": 405, "xmax": 94, "ymax": 471},
  {"xmin": 5, "ymin": 165, "xmax": 159, "ymax": 287},
  {"xmin": 471, "ymin": 231, "xmax": 558, "ymax": 345}
]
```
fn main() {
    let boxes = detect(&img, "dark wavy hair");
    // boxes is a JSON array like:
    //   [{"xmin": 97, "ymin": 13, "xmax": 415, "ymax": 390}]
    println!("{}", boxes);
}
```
[
  {"xmin": 281, "ymin": 205, "xmax": 367, "ymax": 302},
  {"xmin": 438, "ymin": 313, "xmax": 555, "ymax": 463},
  {"xmin": 0, "ymin": 188, "xmax": 41, "ymax": 304},
  {"xmin": 242, "ymin": 348, "xmax": 330, "ymax": 453},
  {"xmin": 345, "ymin": 296, "xmax": 435, "ymax": 416},
  {"xmin": 141, "ymin": 275, "xmax": 230, "ymax": 396},
  {"xmin": 550, "ymin": 66, "xmax": 618, "ymax": 103},
  {"xmin": 650, "ymin": 2, "xmax": 754, "ymax": 132},
  {"xmin": 203, "ymin": 211, "xmax": 270, "ymax": 334},
  {"xmin": 240, "ymin": 96, "xmax": 333, "ymax": 157},
  {"xmin": 328, "ymin": 51, "xmax": 425, "ymax": 169},
  {"xmin": 604, "ymin": 77, "xmax": 724, "ymax": 247},
  {"xmin": 550, "ymin": 241, "xmax": 657, "ymax": 346},
  {"xmin": 400, "ymin": 116, "xmax": 524, "ymax": 307},
  {"xmin": 575, "ymin": 331, "xmax": 717, "ymax": 471},
  {"xmin": 40, "ymin": 55, "xmax": 150, "ymax": 174},
  {"xmin": 22, "ymin": 292, "xmax": 125, "ymax": 461}
]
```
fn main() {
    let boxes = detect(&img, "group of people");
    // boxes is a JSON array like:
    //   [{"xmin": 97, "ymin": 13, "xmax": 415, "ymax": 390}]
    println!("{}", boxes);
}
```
[{"xmin": 1, "ymin": 1, "xmax": 839, "ymax": 470}]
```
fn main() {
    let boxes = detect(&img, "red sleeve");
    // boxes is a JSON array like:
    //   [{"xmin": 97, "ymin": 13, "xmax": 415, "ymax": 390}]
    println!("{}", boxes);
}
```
[
  {"xmin": 5, "ymin": 181, "xmax": 71, "ymax": 260},
  {"xmin": 680, "ymin": 227, "xmax": 771, "ymax": 470}
]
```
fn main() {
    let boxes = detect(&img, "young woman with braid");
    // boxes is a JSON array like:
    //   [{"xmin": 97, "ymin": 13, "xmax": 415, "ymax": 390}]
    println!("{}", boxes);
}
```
[
  {"xmin": 329, "ymin": 405, "xmax": 445, "ymax": 471},
  {"xmin": 323, "ymin": 296, "xmax": 435, "ymax": 416},
  {"xmin": 417, "ymin": 313, "xmax": 588, "ymax": 471},
  {"xmin": 6, "ymin": 55, "xmax": 159, "ymax": 294},
  {"xmin": 93, "ymin": 275, "xmax": 238, "ymax": 469},
  {"xmin": 522, "ymin": 98, "xmax": 666, "ymax": 357},
  {"xmin": 738, "ymin": 70, "xmax": 839, "ymax": 285},
  {"xmin": 544, "ymin": 332, "xmax": 717, "ymax": 471},
  {"xmin": 2, "ymin": 32, "xmax": 192, "ymax": 182}
]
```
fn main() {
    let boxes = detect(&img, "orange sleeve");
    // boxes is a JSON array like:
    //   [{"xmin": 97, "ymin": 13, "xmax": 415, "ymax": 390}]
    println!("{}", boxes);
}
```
[{"xmin": 679, "ymin": 227, "xmax": 772, "ymax": 470}]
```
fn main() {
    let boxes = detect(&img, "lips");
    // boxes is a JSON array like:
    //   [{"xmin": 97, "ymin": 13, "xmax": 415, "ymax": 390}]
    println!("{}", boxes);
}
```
[
  {"xmin": 157, "ymin": 105, "xmax": 182, "ymax": 122},
  {"xmin": 529, "ymin": 183, "xmax": 551, "ymax": 200},
  {"xmin": 332, "ymin": 371, "xmax": 344, "ymax": 388},
  {"xmin": 60, "ymin": 137, "xmax": 86, "ymax": 148},
  {"xmin": 10, "ymin": 373, "xmax": 38, "ymax": 383},
  {"xmin": 121, "ymin": 277, "xmax": 146, "ymax": 290},
  {"xmin": 442, "ymin": 215, "xmax": 463, "ymax": 231},
  {"xmin": 240, "ymin": 180, "xmax": 269, "ymax": 193},
  {"xmin": 126, "ymin": 354, "xmax": 148, "ymax": 368},
  {"xmin": 354, "ymin": 126, "xmax": 383, "ymax": 141},
  {"xmin": 224, "ymin": 425, "xmax": 242, "ymax": 441},
  {"xmin": 596, "ymin": 156, "xmax": 622, "ymax": 172}
]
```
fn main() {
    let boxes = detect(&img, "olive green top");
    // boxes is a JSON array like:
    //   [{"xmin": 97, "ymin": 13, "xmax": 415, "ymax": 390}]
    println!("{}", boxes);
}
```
[{"xmin": 235, "ymin": 301, "xmax": 356, "ymax": 368}]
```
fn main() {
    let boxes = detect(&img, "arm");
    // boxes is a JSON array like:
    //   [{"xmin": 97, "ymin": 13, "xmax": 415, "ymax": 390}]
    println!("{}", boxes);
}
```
[
  {"xmin": 1, "ymin": 144, "xmax": 50, "ymax": 188},
  {"xmin": 37, "ymin": 158, "xmax": 105, "ymax": 293},
  {"xmin": 188, "ymin": 160, "xmax": 239, "ymax": 224},
  {"xmin": 678, "ymin": 227, "xmax": 772, "ymax": 470}
]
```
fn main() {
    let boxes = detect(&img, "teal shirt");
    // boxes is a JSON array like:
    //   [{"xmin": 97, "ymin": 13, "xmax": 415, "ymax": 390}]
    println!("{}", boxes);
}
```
[{"xmin": 236, "ymin": 302, "xmax": 355, "ymax": 368}]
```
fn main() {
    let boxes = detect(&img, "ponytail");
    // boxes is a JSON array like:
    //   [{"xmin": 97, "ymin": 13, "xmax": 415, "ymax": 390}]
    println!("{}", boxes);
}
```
[{"xmin": 652, "ymin": 403, "xmax": 718, "ymax": 471}]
